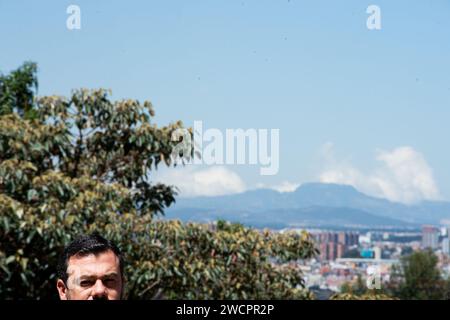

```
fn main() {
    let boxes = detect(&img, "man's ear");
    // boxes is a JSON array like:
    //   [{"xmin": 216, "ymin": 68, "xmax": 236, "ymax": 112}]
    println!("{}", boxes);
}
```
[{"xmin": 57, "ymin": 279, "xmax": 68, "ymax": 300}]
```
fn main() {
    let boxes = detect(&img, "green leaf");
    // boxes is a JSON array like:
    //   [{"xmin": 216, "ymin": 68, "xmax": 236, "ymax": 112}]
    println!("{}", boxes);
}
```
[
  {"xmin": 15, "ymin": 208, "xmax": 24, "ymax": 219},
  {"xmin": 27, "ymin": 189, "xmax": 38, "ymax": 202},
  {"xmin": 5, "ymin": 256, "xmax": 15, "ymax": 265}
]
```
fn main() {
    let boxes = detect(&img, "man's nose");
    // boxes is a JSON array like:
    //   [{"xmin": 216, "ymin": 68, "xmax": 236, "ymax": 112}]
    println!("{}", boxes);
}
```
[{"xmin": 91, "ymin": 279, "xmax": 107, "ymax": 299}]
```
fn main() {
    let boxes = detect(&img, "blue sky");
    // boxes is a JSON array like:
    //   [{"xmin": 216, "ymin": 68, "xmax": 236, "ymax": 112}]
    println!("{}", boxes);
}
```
[{"xmin": 1, "ymin": 0, "xmax": 450, "ymax": 202}]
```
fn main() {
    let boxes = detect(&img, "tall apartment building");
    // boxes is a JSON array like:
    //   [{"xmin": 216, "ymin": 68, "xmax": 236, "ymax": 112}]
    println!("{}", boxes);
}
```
[
  {"xmin": 442, "ymin": 237, "xmax": 449, "ymax": 256},
  {"xmin": 422, "ymin": 225, "xmax": 440, "ymax": 249}
]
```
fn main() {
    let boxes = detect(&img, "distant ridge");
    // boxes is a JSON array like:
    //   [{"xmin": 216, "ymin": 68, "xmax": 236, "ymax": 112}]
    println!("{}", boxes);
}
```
[{"xmin": 165, "ymin": 183, "xmax": 450, "ymax": 228}]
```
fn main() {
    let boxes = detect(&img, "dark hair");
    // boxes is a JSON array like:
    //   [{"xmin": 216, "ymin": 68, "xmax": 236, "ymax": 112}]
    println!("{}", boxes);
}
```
[{"xmin": 57, "ymin": 234, "xmax": 124, "ymax": 284}]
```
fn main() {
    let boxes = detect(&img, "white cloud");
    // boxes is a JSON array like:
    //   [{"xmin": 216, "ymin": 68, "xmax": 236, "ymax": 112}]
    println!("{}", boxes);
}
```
[
  {"xmin": 254, "ymin": 181, "xmax": 301, "ymax": 193},
  {"xmin": 154, "ymin": 166, "xmax": 246, "ymax": 198},
  {"xmin": 318, "ymin": 145, "xmax": 440, "ymax": 204},
  {"xmin": 271, "ymin": 181, "xmax": 301, "ymax": 193}
]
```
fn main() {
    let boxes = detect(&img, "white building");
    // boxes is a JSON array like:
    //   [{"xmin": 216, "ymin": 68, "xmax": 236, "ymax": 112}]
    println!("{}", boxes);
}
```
[{"xmin": 442, "ymin": 237, "xmax": 449, "ymax": 256}]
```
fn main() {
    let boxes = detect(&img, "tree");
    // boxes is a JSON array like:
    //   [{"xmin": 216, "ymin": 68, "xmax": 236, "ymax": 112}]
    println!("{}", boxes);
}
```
[
  {"xmin": 388, "ymin": 250, "xmax": 447, "ymax": 300},
  {"xmin": 340, "ymin": 275, "xmax": 369, "ymax": 296},
  {"xmin": 330, "ymin": 292, "xmax": 395, "ymax": 300},
  {"xmin": 0, "ymin": 62, "xmax": 38, "ymax": 119},
  {"xmin": 0, "ymin": 63, "xmax": 318, "ymax": 299}
]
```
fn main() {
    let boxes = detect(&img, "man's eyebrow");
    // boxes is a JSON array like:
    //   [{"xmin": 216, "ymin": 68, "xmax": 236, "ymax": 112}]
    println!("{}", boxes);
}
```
[
  {"xmin": 78, "ymin": 275, "xmax": 96, "ymax": 281},
  {"xmin": 101, "ymin": 273, "xmax": 119, "ymax": 279},
  {"xmin": 74, "ymin": 272, "xmax": 120, "ymax": 282}
]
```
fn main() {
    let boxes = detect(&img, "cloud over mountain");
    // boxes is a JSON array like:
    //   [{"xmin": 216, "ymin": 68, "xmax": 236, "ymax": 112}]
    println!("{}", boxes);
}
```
[
  {"xmin": 154, "ymin": 166, "xmax": 246, "ymax": 198},
  {"xmin": 319, "ymin": 145, "xmax": 440, "ymax": 204}
]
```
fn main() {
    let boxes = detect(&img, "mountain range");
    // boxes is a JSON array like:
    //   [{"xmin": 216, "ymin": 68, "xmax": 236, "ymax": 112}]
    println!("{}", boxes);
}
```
[{"xmin": 164, "ymin": 183, "xmax": 450, "ymax": 229}]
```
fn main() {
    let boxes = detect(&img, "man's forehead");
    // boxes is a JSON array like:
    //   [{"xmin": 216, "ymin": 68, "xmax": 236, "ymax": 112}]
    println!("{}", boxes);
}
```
[{"xmin": 67, "ymin": 250, "xmax": 120, "ymax": 275}]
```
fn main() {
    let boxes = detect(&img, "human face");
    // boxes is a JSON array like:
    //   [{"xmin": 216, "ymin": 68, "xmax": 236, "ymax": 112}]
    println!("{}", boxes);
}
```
[{"xmin": 57, "ymin": 250, "xmax": 123, "ymax": 300}]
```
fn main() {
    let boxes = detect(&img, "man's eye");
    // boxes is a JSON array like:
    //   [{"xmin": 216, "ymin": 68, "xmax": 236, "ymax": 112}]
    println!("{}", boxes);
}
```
[
  {"xmin": 80, "ymin": 280, "xmax": 93, "ymax": 287},
  {"xmin": 104, "ymin": 279, "xmax": 116, "ymax": 285}
]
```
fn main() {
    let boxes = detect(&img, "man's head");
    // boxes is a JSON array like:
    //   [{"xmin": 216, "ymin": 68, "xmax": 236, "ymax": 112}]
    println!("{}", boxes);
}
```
[{"xmin": 56, "ymin": 234, "xmax": 124, "ymax": 300}]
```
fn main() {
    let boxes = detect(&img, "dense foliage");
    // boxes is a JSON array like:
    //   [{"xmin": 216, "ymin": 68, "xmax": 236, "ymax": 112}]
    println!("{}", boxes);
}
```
[{"xmin": 387, "ymin": 250, "xmax": 450, "ymax": 300}]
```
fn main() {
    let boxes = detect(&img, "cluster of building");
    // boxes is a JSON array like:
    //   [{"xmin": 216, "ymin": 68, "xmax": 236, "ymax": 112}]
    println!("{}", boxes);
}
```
[
  {"xmin": 288, "ymin": 224, "xmax": 450, "ymax": 297},
  {"xmin": 422, "ymin": 225, "xmax": 450, "ymax": 255},
  {"xmin": 313, "ymin": 232, "xmax": 359, "ymax": 261}
]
